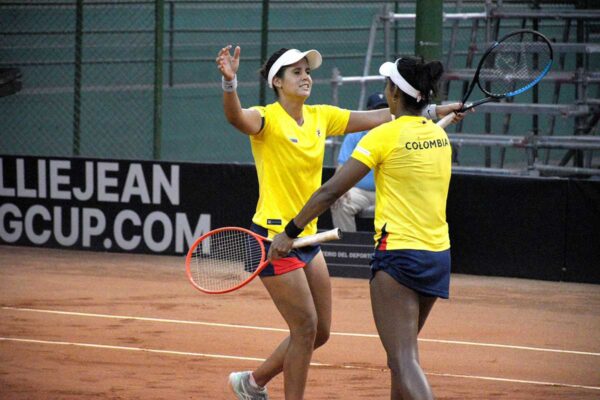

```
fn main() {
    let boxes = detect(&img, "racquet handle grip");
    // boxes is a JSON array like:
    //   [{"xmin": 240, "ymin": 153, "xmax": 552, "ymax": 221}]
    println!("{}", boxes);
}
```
[{"xmin": 292, "ymin": 228, "xmax": 343, "ymax": 248}]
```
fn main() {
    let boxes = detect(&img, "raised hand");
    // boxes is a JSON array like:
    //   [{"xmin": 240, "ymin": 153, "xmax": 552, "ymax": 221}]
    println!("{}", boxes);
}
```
[{"xmin": 216, "ymin": 45, "xmax": 240, "ymax": 81}]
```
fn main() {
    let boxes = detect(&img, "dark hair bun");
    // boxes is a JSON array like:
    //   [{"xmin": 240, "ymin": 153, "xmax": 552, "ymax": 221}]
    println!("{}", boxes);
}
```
[
  {"xmin": 426, "ymin": 61, "xmax": 444, "ymax": 82},
  {"xmin": 395, "ymin": 56, "xmax": 444, "ymax": 110}
]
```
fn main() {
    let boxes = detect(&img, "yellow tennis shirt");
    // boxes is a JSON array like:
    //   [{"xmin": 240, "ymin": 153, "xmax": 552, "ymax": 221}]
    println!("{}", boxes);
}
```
[
  {"xmin": 351, "ymin": 115, "xmax": 452, "ymax": 251},
  {"xmin": 250, "ymin": 102, "xmax": 350, "ymax": 238}
]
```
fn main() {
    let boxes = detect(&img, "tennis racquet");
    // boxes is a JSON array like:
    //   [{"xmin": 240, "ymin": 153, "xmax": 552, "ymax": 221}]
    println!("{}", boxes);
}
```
[
  {"xmin": 185, "ymin": 227, "xmax": 342, "ymax": 294},
  {"xmin": 437, "ymin": 29, "xmax": 553, "ymax": 128}
]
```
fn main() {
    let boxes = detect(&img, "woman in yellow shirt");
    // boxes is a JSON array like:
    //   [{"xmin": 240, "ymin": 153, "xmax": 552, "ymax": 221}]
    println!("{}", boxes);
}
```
[
  {"xmin": 217, "ymin": 45, "xmax": 461, "ymax": 400},
  {"xmin": 270, "ymin": 56, "xmax": 461, "ymax": 400}
]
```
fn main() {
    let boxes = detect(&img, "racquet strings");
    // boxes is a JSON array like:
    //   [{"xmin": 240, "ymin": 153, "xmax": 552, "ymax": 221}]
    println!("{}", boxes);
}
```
[
  {"xmin": 479, "ymin": 31, "xmax": 552, "ymax": 97},
  {"xmin": 189, "ymin": 229, "xmax": 264, "ymax": 292}
]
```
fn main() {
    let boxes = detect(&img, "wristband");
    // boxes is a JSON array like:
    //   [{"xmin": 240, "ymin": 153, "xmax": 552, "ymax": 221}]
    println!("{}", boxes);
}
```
[
  {"xmin": 284, "ymin": 219, "xmax": 303, "ymax": 239},
  {"xmin": 222, "ymin": 75, "xmax": 238, "ymax": 92},
  {"xmin": 423, "ymin": 104, "xmax": 437, "ymax": 120}
]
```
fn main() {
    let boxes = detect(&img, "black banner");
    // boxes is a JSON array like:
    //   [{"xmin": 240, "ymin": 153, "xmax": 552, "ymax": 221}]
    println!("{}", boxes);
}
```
[
  {"xmin": 564, "ymin": 179, "xmax": 600, "ymax": 283},
  {"xmin": 446, "ymin": 174, "xmax": 567, "ymax": 281},
  {"xmin": 321, "ymin": 231, "xmax": 374, "ymax": 279},
  {"xmin": 1, "ymin": 155, "xmax": 598, "ymax": 284},
  {"xmin": 0, "ymin": 155, "xmax": 257, "ymax": 254},
  {"xmin": 339, "ymin": 174, "xmax": 600, "ymax": 284}
]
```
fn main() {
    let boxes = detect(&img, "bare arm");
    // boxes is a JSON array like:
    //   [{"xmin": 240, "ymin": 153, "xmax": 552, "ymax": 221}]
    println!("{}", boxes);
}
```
[
  {"xmin": 344, "ymin": 103, "xmax": 468, "ymax": 134},
  {"xmin": 216, "ymin": 45, "xmax": 262, "ymax": 135},
  {"xmin": 345, "ymin": 108, "xmax": 392, "ymax": 134},
  {"xmin": 331, "ymin": 164, "xmax": 350, "ymax": 207},
  {"xmin": 267, "ymin": 158, "xmax": 371, "ymax": 260},
  {"xmin": 436, "ymin": 102, "xmax": 470, "ymax": 124}
]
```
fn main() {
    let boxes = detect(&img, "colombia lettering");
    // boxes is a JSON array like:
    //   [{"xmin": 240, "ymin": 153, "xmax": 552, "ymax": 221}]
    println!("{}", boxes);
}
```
[{"xmin": 405, "ymin": 138, "xmax": 449, "ymax": 150}]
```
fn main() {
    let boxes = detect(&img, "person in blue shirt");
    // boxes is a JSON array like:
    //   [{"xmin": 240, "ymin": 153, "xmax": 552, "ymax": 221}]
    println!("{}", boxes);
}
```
[{"xmin": 330, "ymin": 92, "xmax": 387, "ymax": 232}]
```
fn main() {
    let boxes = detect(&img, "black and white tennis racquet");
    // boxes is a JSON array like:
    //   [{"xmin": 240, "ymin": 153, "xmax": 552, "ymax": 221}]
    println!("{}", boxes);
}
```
[{"xmin": 438, "ymin": 29, "xmax": 553, "ymax": 128}]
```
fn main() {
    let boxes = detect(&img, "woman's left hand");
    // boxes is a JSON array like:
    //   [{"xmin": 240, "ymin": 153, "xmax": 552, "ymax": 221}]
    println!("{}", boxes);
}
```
[{"xmin": 267, "ymin": 233, "xmax": 295, "ymax": 261}]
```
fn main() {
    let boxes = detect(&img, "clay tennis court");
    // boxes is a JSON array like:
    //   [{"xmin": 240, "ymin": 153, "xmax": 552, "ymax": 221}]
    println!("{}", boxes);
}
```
[{"xmin": 0, "ymin": 245, "xmax": 599, "ymax": 399}]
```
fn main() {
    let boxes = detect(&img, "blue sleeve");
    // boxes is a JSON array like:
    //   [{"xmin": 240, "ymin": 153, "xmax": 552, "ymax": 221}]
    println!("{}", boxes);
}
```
[{"xmin": 337, "ymin": 132, "xmax": 363, "ymax": 165}]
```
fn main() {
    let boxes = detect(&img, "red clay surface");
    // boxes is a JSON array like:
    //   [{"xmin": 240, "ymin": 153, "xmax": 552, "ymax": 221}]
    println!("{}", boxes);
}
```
[{"xmin": 1, "ymin": 245, "xmax": 599, "ymax": 399}]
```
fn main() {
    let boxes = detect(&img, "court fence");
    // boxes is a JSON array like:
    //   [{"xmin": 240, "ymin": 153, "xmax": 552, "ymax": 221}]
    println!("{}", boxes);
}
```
[{"xmin": 1, "ymin": 0, "xmax": 599, "ymax": 177}]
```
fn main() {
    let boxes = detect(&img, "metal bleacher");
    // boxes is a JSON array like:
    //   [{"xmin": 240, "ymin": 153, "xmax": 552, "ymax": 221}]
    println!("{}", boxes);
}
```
[{"xmin": 329, "ymin": 1, "xmax": 600, "ymax": 179}]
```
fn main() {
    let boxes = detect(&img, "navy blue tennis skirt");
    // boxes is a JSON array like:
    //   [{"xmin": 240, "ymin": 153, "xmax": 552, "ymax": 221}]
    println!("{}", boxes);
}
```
[{"xmin": 370, "ymin": 248, "xmax": 451, "ymax": 299}]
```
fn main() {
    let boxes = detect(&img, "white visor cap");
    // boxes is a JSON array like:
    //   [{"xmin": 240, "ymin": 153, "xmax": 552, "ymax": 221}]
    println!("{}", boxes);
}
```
[
  {"xmin": 267, "ymin": 49, "xmax": 322, "ymax": 89},
  {"xmin": 379, "ymin": 59, "xmax": 422, "ymax": 102}
]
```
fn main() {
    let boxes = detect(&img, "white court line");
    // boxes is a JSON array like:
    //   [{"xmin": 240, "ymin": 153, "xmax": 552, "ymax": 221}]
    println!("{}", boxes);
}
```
[
  {"xmin": 1, "ymin": 336, "xmax": 599, "ymax": 392},
  {"xmin": 2, "ymin": 306, "xmax": 599, "ymax": 358}
]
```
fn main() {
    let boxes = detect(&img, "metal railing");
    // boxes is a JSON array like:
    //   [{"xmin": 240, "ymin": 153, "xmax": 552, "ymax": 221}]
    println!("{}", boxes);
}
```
[{"xmin": 329, "ymin": 3, "xmax": 600, "ymax": 178}]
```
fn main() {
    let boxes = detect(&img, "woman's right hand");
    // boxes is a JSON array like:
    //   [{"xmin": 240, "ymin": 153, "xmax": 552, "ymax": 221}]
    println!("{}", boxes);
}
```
[{"xmin": 216, "ymin": 45, "xmax": 240, "ymax": 81}]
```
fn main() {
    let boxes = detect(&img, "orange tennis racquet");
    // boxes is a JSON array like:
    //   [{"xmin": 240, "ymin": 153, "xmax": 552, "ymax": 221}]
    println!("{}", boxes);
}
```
[{"xmin": 185, "ymin": 227, "xmax": 342, "ymax": 294}]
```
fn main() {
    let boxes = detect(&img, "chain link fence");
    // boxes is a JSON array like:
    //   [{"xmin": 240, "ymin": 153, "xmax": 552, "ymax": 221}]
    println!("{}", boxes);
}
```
[
  {"xmin": 162, "ymin": 1, "xmax": 395, "ymax": 164},
  {"xmin": 1, "ymin": 0, "xmax": 598, "ymax": 168},
  {"xmin": 1, "ymin": 1, "xmax": 156, "ymax": 159}
]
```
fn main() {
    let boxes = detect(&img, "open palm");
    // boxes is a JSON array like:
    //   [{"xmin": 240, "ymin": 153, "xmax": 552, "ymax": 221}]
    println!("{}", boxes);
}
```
[{"xmin": 216, "ymin": 45, "xmax": 240, "ymax": 81}]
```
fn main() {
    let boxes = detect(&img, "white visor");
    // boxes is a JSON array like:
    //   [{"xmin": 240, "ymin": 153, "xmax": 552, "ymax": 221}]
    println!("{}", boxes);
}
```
[
  {"xmin": 379, "ymin": 59, "xmax": 422, "ymax": 102},
  {"xmin": 267, "ymin": 49, "xmax": 322, "ymax": 89}
]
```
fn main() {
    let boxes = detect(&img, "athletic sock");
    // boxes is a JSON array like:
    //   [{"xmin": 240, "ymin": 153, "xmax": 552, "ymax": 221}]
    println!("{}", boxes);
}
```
[{"xmin": 249, "ymin": 372, "xmax": 265, "ymax": 390}]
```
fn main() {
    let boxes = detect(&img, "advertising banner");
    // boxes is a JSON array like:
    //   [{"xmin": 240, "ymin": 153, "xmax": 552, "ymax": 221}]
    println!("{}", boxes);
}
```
[
  {"xmin": 0, "ymin": 155, "xmax": 257, "ymax": 255},
  {"xmin": 1, "ymin": 155, "xmax": 598, "ymax": 284}
]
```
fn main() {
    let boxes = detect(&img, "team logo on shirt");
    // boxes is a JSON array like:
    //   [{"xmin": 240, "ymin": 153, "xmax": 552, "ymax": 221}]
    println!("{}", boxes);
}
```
[
  {"xmin": 405, "ymin": 138, "xmax": 449, "ymax": 150},
  {"xmin": 316, "ymin": 129, "xmax": 321, "ymax": 137}
]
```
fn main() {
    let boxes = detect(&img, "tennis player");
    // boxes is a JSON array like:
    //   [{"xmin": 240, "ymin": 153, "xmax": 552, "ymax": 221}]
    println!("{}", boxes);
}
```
[
  {"xmin": 269, "ymin": 57, "xmax": 461, "ymax": 400},
  {"xmin": 216, "ymin": 45, "xmax": 462, "ymax": 400}
]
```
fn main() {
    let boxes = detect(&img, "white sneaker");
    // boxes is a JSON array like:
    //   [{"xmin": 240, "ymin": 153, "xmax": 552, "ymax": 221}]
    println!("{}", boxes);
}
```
[{"xmin": 228, "ymin": 371, "xmax": 269, "ymax": 400}]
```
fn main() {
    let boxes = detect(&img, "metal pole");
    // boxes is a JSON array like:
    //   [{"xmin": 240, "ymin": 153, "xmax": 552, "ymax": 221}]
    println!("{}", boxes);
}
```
[
  {"xmin": 446, "ymin": 0, "xmax": 463, "ymax": 70},
  {"xmin": 153, "ymin": 0, "xmax": 164, "ymax": 160},
  {"xmin": 168, "ymin": 1, "xmax": 174, "ymax": 87},
  {"xmin": 532, "ymin": 1, "xmax": 540, "ymax": 136},
  {"xmin": 331, "ymin": 68, "xmax": 340, "ymax": 107},
  {"xmin": 415, "ymin": 0, "xmax": 443, "ymax": 61},
  {"xmin": 394, "ymin": 1, "xmax": 400, "ymax": 58},
  {"xmin": 359, "ymin": 11, "xmax": 381, "ymax": 110},
  {"xmin": 331, "ymin": 67, "xmax": 341, "ymax": 165},
  {"xmin": 72, "ymin": 0, "xmax": 83, "ymax": 156},
  {"xmin": 259, "ymin": 0, "xmax": 270, "ymax": 106},
  {"xmin": 383, "ymin": 4, "xmax": 391, "ymax": 62},
  {"xmin": 574, "ymin": 0, "xmax": 587, "ymax": 167}
]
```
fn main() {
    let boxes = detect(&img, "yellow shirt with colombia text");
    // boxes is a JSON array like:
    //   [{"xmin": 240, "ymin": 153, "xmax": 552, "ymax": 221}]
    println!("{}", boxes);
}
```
[
  {"xmin": 250, "ymin": 102, "xmax": 350, "ymax": 238},
  {"xmin": 350, "ymin": 115, "xmax": 452, "ymax": 251}
]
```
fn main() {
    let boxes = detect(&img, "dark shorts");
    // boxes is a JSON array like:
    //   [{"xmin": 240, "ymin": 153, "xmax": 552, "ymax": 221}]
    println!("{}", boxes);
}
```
[
  {"xmin": 370, "ymin": 248, "xmax": 451, "ymax": 299},
  {"xmin": 250, "ymin": 223, "xmax": 321, "ymax": 277}
]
